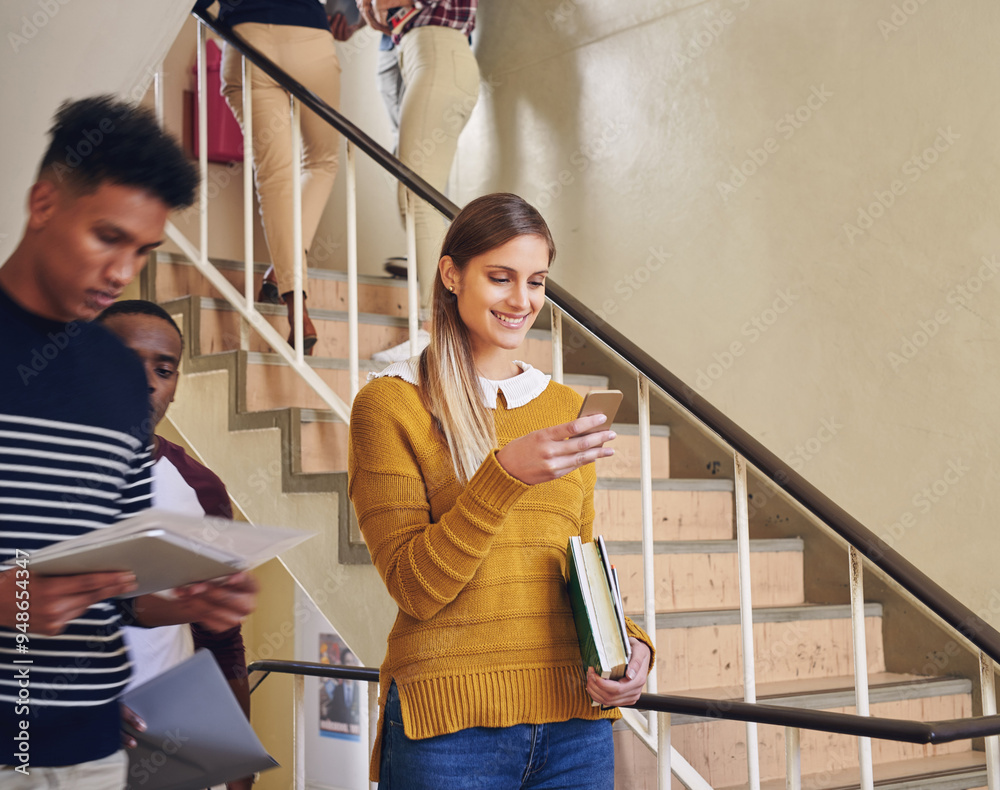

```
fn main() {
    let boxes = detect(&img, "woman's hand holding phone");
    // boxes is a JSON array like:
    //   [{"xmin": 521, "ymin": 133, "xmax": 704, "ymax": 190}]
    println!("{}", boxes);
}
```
[
  {"xmin": 574, "ymin": 390, "xmax": 623, "ymax": 435},
  {"xmin": 496, "ymin": 413, "xmax": 617, "ymax": 485}
]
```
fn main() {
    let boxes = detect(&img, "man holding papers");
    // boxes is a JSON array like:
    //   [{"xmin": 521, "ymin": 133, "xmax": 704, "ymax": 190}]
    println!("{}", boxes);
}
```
[{"xmin": 0, "ymin": 96, "xmax": 258, "ymax": 789}]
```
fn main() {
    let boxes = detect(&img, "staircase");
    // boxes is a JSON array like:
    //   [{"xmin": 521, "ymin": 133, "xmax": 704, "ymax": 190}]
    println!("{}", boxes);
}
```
[{"xmin": 150, "ymin": 250, "xmax": 988, "ymax": 789}]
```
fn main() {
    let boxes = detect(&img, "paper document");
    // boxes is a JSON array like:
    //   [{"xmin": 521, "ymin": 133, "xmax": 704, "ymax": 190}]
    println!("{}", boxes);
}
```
[
  {"xmin": 23, "ymin": 508, "xmax": 314, "ymax": 596},
  {"xmin": 123, "ymin": 649, "xmax": 278, "ymax": 790}
]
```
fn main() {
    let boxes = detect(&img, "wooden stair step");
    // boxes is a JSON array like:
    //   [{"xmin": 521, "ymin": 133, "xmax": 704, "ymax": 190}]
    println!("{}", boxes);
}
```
[
  {"xmin": 594, "ymin": 424, "xmax": 670, "ymax": 479},
  {"xmin": 238, "ymin": 350, "xmax": 614, "ymax": 419},
  {"xmin": 195, "ymin": 297, "xmax": 555, "ymax": 372},
  {"xmin": 243, "ymin": 352, "xmax": 364, "ymax": 412},
  {"xmin": 651, "ymin": 601, "xmax": 882, "ymax": 629},
  {"xmin": 678, "ymin": 696, "xmax": 975, "ymax": 788},
  {"xmin": 616, "ymin": 739, "xmax": 987, "ymax": 790},
  {"xmin": 745, "ymin": 752, "xmax": 987, "ymax": 790},
  {"xmin": 670, "ymin": 672, "xmax": 972, "ymax": 725},
  {"xmin": 155, "ymin": 252, "xmax": 410, "ymax": 316},
  {"xmin": 650, "ymin": 603, "xmax": 886, "ymax": 692},
  {"xmin": 594, "ymin": 479, "xmax": 734, "ymax": 541},
  {"xmin": 618, "ymin": 675, "xmax": 977, "ymax": 788},
  {"xmin": 298, "ymin": 412, "xmax": 669, "ymax": 476},
  {"xmin": 607, "ymin": 538, "xmax": 804, "ymax": 610},
  {"xmin": 195, "ymin": 297, "xmax": 428, "ymax": 360}
]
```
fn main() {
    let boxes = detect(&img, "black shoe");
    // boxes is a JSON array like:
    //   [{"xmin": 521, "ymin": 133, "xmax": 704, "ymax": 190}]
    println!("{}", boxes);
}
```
[
  {"xmin": 257, "ymin": 269, "xmax": 282, "ymax": 304},
  {"xmin": 384, "ymin": 257, "xmax": 408, "ymax": 279}
]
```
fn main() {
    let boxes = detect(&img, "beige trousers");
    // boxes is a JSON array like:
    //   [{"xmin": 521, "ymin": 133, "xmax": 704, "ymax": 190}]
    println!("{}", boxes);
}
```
[
  {"xmin": 0, "ymin": 749, "xmax": 127, "ymax": 789},
  {"xmin": 221, "ymin": 23, "xmax": 342, "ymax": 296},
  {"xmin": 396, "ymin": 25, "xmax": 480, "ymax": 309}
]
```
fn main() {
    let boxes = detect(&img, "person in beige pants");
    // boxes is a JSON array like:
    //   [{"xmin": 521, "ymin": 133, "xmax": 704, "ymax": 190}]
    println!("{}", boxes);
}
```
[
  {"xmin": 221, "ymin": 22, "xmax": 342, "ymax": 354},
  {"xmin": 356, "ymin": 2, "xmax": 481, "ymax": 362},
  {"xmin": 396, "ymin": 23, "xmax": 480, "ymax": 313}
]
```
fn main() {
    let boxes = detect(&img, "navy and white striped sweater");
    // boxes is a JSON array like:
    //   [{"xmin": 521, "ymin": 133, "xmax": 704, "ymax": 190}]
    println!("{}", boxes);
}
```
[{"xmin": 0, "ymin": 285, "xmax": 152, "ymax": 767}]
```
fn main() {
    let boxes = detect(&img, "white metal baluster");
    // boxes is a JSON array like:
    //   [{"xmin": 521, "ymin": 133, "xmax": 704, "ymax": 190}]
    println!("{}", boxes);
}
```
[
  {"xmin": 149, "ymin": 59, "xmax": 166, "ymax": 305},
  {"xmin": 785, "ymin": 727, "xmax": 801, "ymax": 790},
  {"xmin": 734, "ymin": 453, "xmax": 761, "ymax": 790},
  {"xmin": 637, "ymin": 376, "xmax": 666, "ymax": 786},
  {"xmin": 346, "ymin": 141, "xmax": 359, "ymax": 400},
  {"xmin": 290, "ymin": 98, "xmax": 304, "ymax": 364},
  {"xmin": 153, "ymin": 59, "xmax": 165, "ymax": 127},
  {"xmin": 405, "ymin": 190, "xmax": 419, "ymax": 356},
  {"xmin": 638, "ymin": 376, "xmax": 656, "ymax": 691},
  {"xmin": 981, "ymin": 651, "xmax": 1000, "ymax": 790},
  {"xmin": 849, "ymin": 546, "xmax": 874, "ymax": 790},
  {"xmin": 294, "ymin": 673, "xmax": 305, "ymax": 790},
  {"xmin": 241, "ymin": 57, "xmax": 254, "ymax": 353},
  {"xmin": 196, "ymin": 23, "xmax": 208, "ymax": 264},
  {"xmin": 550, "ymin": 306, "xmax": 563, "ymax": 384},
  {"xmin": 658, "ymin": 711, "xmax": 671, "ymax": 790},
  {"xmin": 369, "ymin": 682, "xmax": 380, "ymax": 790}
]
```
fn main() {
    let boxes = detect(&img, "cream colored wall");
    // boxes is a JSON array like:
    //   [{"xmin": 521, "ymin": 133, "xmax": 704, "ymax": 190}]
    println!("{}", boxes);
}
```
[
  {"xmin": 457, "ymin": 0, "xmax": 1000, "ymax": 627},
  {"xmin": 241, "ymin": 558, "xmax": 297, "ymax": 790},
  {"xmin": 155, "ymin": 422, "xmax": 297, "ymax": 789},
  {"xmin": 0, "ymin": 0, "xmax": 192, "ymax": 261}
]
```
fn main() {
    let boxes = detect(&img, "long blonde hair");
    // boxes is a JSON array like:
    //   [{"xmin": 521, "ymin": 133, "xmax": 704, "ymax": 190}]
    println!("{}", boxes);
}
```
[{"xmin": 418, "ymin": 194, "xmax": 556, "ymax": 483}]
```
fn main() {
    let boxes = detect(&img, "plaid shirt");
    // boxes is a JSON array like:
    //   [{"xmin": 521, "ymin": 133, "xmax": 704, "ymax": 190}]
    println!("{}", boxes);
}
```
[{"xmin": 391, "ymin": 0, "xmax": 477, "ymax": 45}]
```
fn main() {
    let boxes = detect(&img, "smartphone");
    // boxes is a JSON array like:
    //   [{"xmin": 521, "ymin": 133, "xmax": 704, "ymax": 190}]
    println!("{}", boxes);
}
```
[
  {"xmin": 575, "ymin": 389, "xmax": 623, "ymax": 435},
  {"xmin": 388, "ymin": 6, "xmax": 420, "ymax": 32}
]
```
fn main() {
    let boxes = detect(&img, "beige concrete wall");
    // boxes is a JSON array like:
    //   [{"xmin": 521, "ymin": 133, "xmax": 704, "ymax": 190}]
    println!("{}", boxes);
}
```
[
  {"xmin": 456, "ymin": 0, "xmax": 1000, "ymax": 627},
  {"xmin": 0, "ymin": 0, "xmax": 192, "ymax": 260},
  {"xmin": 241, "ymin": 558, "xmax": 297, "ymax": 790}
]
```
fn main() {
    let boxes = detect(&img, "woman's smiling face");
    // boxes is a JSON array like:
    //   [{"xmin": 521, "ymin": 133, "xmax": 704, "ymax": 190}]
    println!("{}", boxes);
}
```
[{"xmin": 440, "ymin": 234, "xmax": 550, "ymax": 367}]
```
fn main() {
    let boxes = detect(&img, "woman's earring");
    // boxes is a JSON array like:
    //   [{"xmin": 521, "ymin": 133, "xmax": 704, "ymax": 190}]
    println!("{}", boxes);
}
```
[{"xmin": 448, "ymin": 286, "xmax": 456, "ymax": 296}]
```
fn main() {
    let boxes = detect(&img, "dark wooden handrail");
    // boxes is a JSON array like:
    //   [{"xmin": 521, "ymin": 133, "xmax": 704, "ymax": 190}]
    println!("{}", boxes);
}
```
[
  {"xmin": 248, "ymin": 658, "xmax": 378, "ymax": 694},
  {"xmin": 199, "ymin": 1, "xmax": 1000, "ymax": 704},
  {"xmin": 249, "ymin": 659, "xmax": 1000, "ymax": 745}
]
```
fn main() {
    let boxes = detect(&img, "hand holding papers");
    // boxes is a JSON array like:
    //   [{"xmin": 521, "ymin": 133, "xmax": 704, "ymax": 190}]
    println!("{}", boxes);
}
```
[
  {"xmin": 122, "ymin": 650, "xmax": 278, "ymax": 790},
  {"xmin": 24, "ymin": 509, "xmax": 314, "ymax": 597}
]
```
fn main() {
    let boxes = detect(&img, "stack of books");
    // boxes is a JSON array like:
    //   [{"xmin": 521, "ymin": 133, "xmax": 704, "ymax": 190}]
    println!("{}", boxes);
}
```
[{"xmin": 566, "ymin": 535, "xmax": 631, "ymax": 680}]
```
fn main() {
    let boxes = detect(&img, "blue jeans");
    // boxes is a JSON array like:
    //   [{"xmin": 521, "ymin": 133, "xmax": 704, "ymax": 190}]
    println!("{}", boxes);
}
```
[{"xmin": 378, "ymin": 683, "xmax": 614, "ymax": 790}]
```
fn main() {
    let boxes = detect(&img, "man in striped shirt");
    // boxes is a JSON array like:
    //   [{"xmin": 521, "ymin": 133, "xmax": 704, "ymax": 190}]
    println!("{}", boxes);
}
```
[{"xmin": 0, "ymin": 96, "xmax": 258, "ymax": 789}]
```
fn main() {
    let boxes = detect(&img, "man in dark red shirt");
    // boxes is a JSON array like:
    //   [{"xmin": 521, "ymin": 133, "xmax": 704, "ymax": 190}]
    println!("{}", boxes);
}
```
[{"xmin": 98, "ymin": 299, "xmax": 253, "ymax": 790}]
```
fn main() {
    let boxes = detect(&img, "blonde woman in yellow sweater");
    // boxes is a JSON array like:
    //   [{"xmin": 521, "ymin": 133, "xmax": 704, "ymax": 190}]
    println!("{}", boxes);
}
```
[{"xmin": 348, "ymin": 193, "xmax": 653, "ymax": 789}]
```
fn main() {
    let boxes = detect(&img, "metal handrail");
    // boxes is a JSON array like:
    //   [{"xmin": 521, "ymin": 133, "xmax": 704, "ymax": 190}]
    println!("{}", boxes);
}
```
[
  {"xmin": 194, "ymin": 7, "xmax": 1000, "ymax": 669},
  {"xmin": 248, "ymin": 659, "xmax": 1000, "ymax": 746},
  {"xmin": 248, "ymin": 659, "xmax": 378, "ymax": 694}
]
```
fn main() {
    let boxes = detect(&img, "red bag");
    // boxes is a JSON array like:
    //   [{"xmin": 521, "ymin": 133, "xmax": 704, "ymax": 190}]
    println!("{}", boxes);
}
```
[{"xmin": 192, "ymin": 38, "xmax": 244, "ymax": 164}]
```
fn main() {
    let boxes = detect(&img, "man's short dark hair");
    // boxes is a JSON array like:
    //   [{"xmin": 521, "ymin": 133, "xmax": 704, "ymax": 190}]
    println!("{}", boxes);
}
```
[
  {"xmin": 38, "ymin": 95, "xmax": 198, "ymax": 210},
  {"xmin": 97, "ymin": 299, "xmax": 184, "ymax": 351}
]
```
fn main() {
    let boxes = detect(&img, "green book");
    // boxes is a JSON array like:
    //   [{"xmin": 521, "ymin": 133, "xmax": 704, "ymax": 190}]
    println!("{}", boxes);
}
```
[{"xmin": 566, "ymin": 536, "xmax": 629, "ymax": 681}]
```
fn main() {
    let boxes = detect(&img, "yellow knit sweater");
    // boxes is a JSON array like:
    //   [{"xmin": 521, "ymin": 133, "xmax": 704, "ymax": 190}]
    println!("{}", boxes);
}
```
[{"xmin": 348, "ymin": 372, "xmax": 654, "ymax": 781}]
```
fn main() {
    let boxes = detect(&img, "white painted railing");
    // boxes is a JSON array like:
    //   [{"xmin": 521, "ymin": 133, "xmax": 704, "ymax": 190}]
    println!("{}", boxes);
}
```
[
  {"xmin": 734, "ymin": 454, "xmax": 761, "ymax": 790},
  {"xmin": 982, "ymin": 651, "xmax": 1000, "ymax": 790},
  {"xmin": 162, "ymin": 27, "xmax": 356, "ymax": 423}
]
